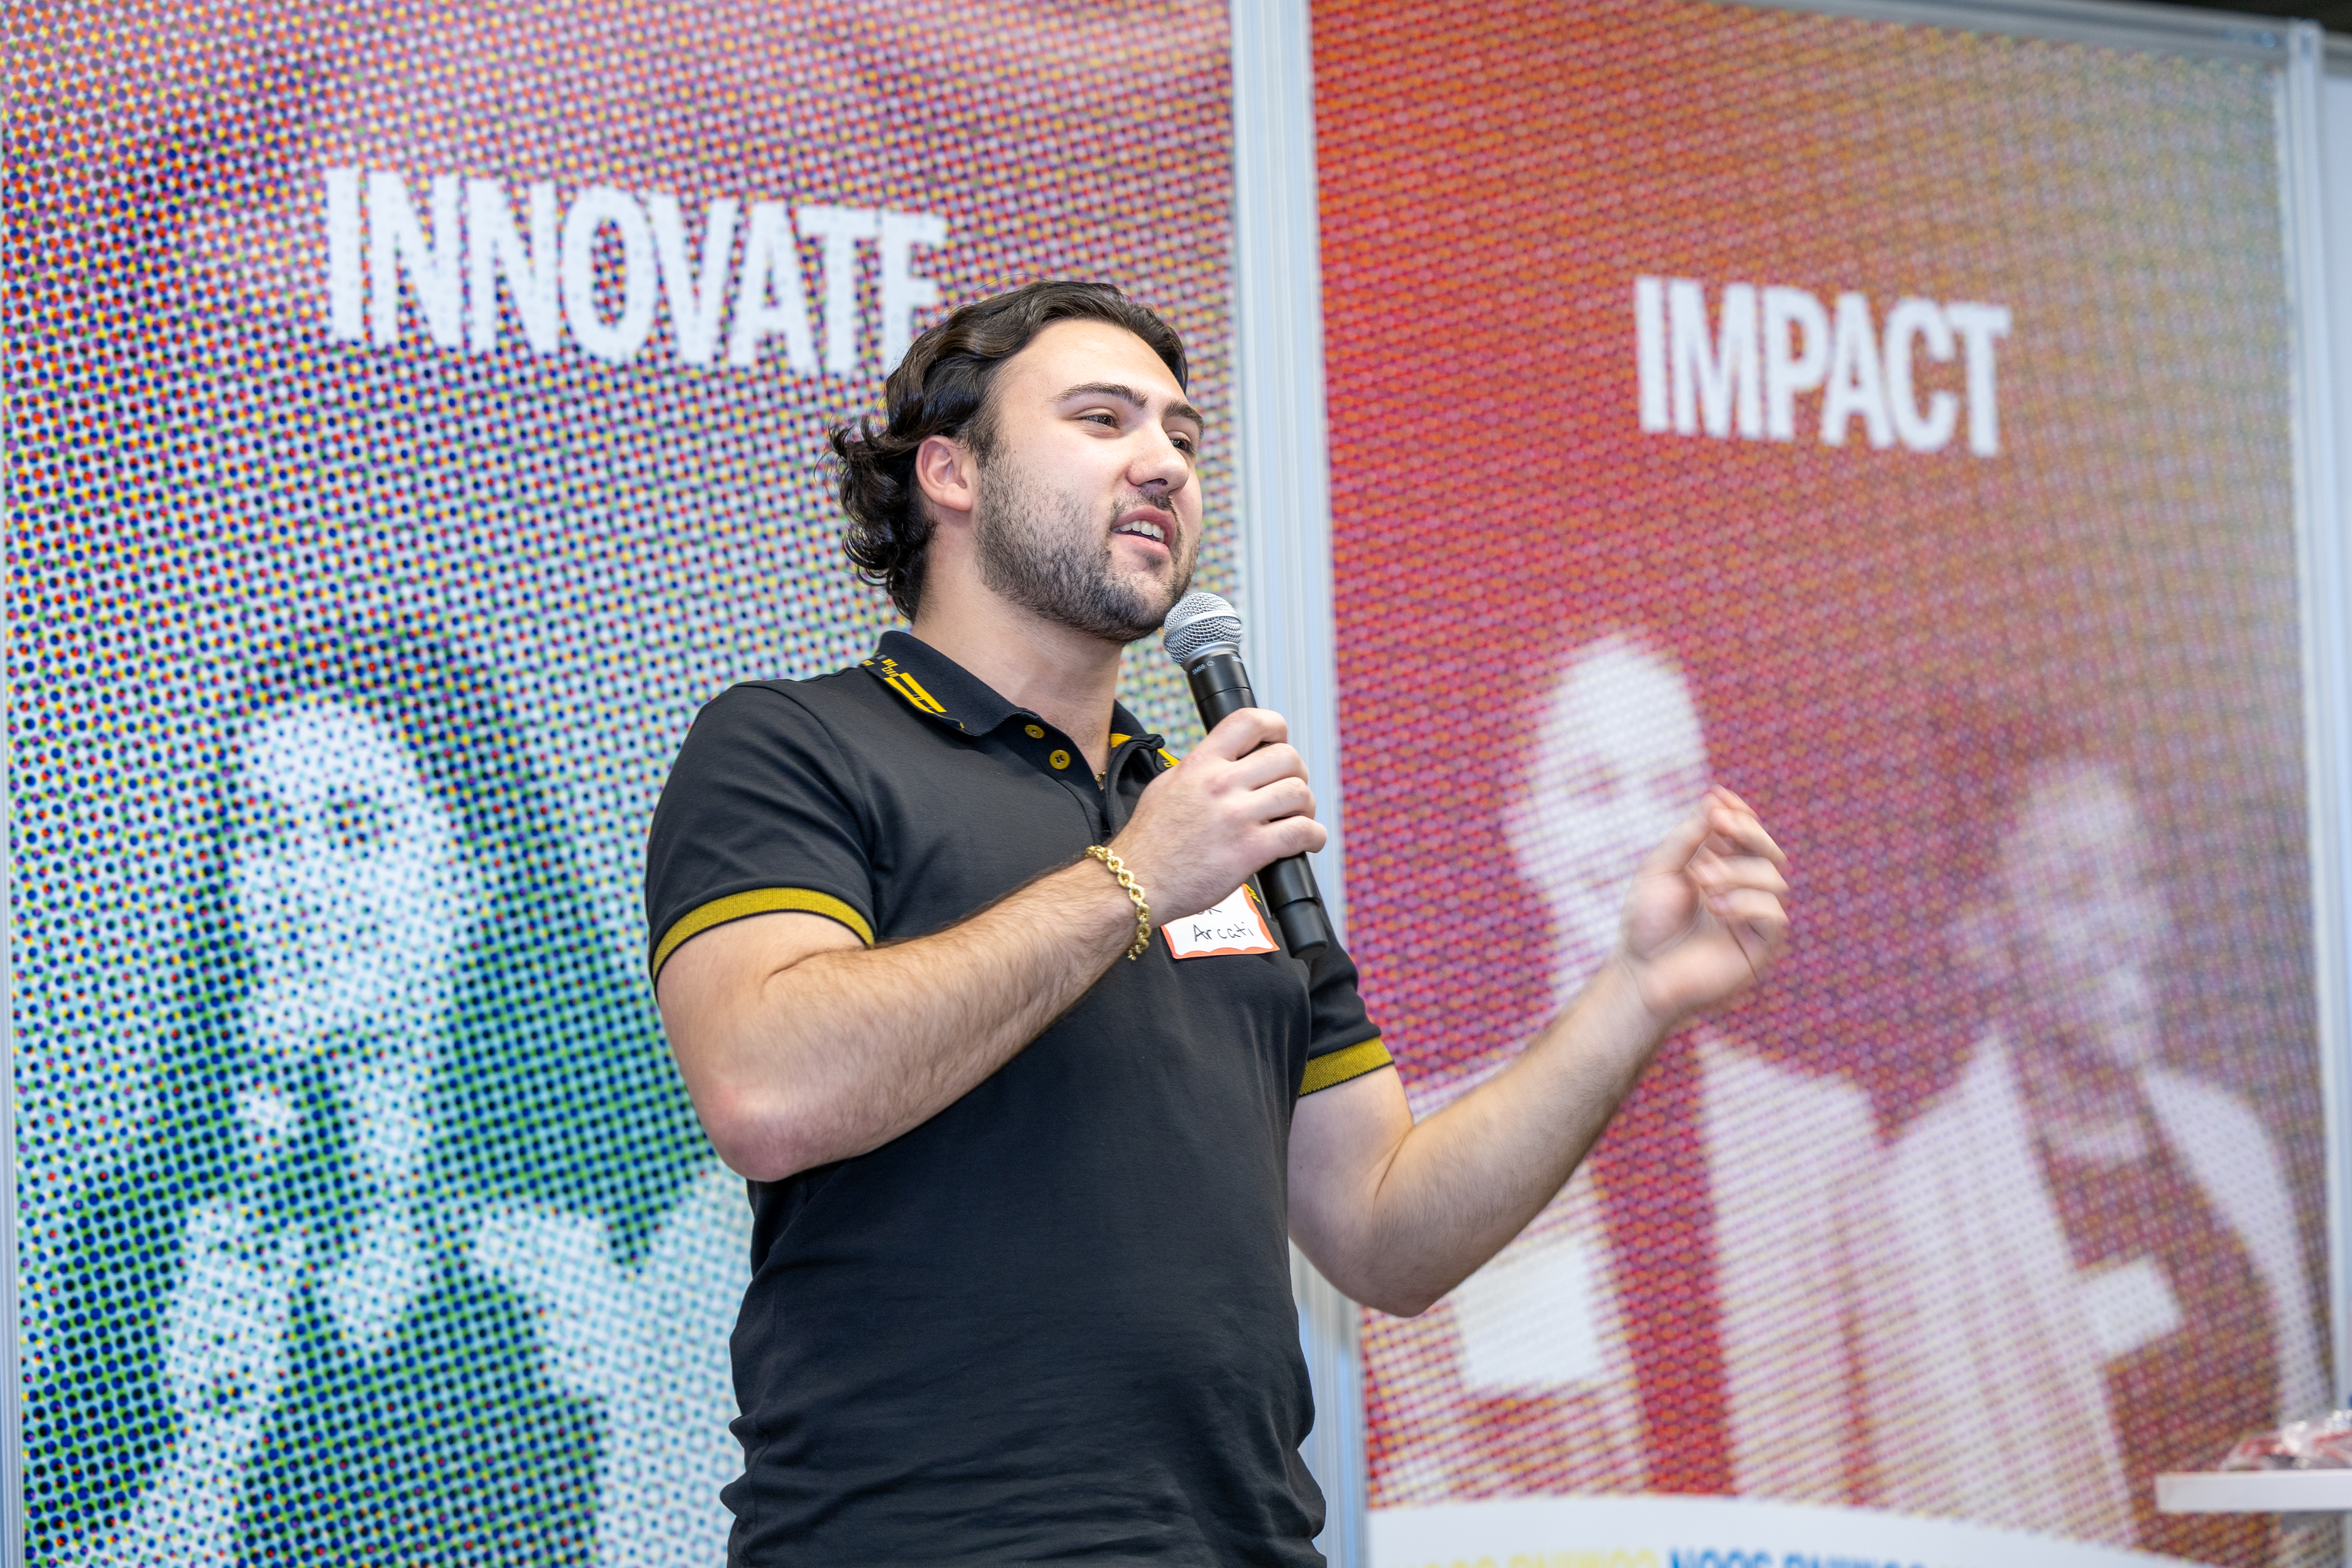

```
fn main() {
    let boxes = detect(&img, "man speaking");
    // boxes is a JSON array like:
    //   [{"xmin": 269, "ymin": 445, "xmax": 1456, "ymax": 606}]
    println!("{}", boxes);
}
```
[{"xmin": 644, "ymin": 281, "xmax": 1790, "ymax": 1565}]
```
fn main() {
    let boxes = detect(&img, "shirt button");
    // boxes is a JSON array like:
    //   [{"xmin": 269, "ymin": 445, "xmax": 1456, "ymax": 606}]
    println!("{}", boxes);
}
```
[
  {"xmin": 1024, "ymin": 723, "xmax": 1045, "ymax": 739},
  {"xmin": 1049, "ymin": 749, "xmax": 1071, "ymax": 770}
]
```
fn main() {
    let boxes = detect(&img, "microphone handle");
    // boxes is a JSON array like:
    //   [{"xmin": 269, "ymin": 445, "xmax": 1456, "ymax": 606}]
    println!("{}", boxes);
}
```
[{"xmin": 1182, "ymin": 652, "xmax": 1334, "ymax": 959}]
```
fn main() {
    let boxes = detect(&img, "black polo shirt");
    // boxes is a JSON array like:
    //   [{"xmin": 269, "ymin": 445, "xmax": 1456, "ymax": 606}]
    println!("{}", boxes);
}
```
[{"xmin": 644, "ymin": 630, "xmax": 1391, "ymax": 1567}]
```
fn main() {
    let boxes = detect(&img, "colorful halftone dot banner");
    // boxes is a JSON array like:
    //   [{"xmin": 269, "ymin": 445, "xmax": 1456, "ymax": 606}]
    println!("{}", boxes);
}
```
[
  {"xmin": 7, "ymin": 4, "xmax": 1234, "ymax": 1562},
  {"xmin": 1313, "ymin": 5, "xmax": 2322, "ymax": 1566}
]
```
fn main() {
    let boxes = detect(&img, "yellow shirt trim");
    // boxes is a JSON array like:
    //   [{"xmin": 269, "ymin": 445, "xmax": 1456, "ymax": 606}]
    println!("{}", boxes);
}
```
[
  {"xmin": 892, "ymin": 671, "xmax": 947, "ymax": 715},
  {"xmin": 1299, "ymin": 1036, "xmax": 1393, "ymax": 1096},
  {"xmin": 652, "ymin": 887, "xmax": 875, "ymax": 980}
]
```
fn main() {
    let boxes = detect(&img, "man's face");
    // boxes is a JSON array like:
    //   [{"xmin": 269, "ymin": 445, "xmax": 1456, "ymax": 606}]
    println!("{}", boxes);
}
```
[
  {"xmin": 1507, "ymin": 638, "xmax": 1710, "ymax": 980},
  {"xmin": 966, "ymin": 318, "xmax": 1204, "ymax": 642},
  {"xmin": 1997, "ymin": 760, "xmax": 2168, "ymax": 1066}
]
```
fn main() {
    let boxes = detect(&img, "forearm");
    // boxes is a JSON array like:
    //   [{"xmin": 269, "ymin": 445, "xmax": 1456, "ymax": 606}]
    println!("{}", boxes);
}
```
[
  {"xmin": 1302, "ymin": 960, "xmax": 1669, "ymax": 1315},
  {"xmin": 1294, "ymin": 788, "xmax": 1788, "ymax": 1316},
  {"xmin": 677, "ymin": 859, "xmax": 1138, "ymax": 1181}
]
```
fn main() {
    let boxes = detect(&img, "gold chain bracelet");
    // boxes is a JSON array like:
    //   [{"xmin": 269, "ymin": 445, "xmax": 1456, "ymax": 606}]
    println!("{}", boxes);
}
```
[{"xmin": 1085, "ymin": 845, "xmax": 1152, "ymax": 961}]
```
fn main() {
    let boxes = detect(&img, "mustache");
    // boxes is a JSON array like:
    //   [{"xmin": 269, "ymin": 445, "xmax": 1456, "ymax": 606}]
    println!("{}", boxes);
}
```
[{"xmin": 1106, "ymin": 488, "xmax": 1186, "ymax": 534}]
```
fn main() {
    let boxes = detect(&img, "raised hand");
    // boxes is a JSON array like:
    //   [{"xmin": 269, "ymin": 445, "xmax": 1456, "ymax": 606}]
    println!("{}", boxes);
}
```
[
  {"xmin": 1110, "ymin": 707, "xmax": 1325, "ymax": 924},
  {"xmin": 1617, "ymin": 786, "xmax": 1791, "ymax": 1025}
]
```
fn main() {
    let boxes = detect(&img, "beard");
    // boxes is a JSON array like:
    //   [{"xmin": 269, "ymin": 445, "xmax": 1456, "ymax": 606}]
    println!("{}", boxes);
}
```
[{"xmin": 973, "ymin": 453, "xmax": 1196, "ymax": 643}]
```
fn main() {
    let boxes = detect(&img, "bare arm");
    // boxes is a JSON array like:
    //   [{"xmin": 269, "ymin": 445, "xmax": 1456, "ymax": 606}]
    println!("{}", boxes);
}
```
[
  {"xmin": 1288, "ymin": 789, "xmax": 1789, "ymax": 1316},
  {"xmin": 657, "ymin": 873, "xmax": 1134, "ymax": 1182},
  {"xmin": 657, "ymin": 709, "xmax": 1325, "ymax": 1182}
]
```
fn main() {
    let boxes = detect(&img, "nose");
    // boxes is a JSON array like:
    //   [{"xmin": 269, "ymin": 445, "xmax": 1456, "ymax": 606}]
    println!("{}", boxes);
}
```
[{"xmin": 1131, "ymin": 428, "xmax": 1193, "ymax": 496}]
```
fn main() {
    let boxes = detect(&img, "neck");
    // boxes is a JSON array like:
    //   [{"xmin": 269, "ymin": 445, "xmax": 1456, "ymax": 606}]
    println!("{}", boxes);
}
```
[{"xmin": 911, "ymin": 594, "xmax": 1129, "ymax": 772}]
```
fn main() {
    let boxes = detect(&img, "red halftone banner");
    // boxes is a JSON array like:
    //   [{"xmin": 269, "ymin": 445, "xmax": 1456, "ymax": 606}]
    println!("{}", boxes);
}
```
[{"xmin": 1315, "ymin": 5, "xmax": 2320, "ymax": 1566}]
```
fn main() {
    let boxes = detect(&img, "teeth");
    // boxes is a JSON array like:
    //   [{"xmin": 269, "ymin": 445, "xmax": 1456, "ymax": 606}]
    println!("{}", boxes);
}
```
[{"xmin": 1118, "ymin": 520, "xmax": 1165, "ymax": 543}]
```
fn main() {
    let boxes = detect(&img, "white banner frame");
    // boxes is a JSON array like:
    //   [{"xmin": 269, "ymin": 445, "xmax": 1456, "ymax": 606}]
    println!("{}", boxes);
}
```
[{"xmin": 1229, "ymin": 2, "xmax": 1368, "ymax": 1564}]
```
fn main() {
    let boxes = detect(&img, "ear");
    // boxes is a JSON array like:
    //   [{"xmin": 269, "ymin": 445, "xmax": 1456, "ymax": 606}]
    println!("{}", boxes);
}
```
[{"xmin": 913, "ymin": 433, "xmax": 979, "ymax": 528}]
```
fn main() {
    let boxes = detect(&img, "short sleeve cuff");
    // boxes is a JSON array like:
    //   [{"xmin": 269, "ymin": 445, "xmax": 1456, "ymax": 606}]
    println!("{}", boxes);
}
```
[
  {"xmin": 651, "ymin": 887, "xmax": 875, "ymax": 981},
  {"xmin": 1299, "ymin": 1036, "xmax": 1393, "ymax": 1096}
]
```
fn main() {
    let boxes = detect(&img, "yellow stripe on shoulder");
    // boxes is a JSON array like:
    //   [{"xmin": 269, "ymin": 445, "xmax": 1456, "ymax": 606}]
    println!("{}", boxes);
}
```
[
  {"xmin": 1299, "ymin": 1036, "xmax": 1394, "ymax": 1096},
  {"xmin": 652, "ymin": 888, "xmax": 875, "ymax": 980}
]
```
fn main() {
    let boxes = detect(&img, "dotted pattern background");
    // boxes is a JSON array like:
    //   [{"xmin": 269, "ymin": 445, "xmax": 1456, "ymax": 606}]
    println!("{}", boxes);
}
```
[
  {"xmin": 8, "ymin": 3, "xmax": 1236, "ymax": 1561},
  {"xmin": 1313, "ymin": 4, "xmax": 2325, "ymax": 1563}
]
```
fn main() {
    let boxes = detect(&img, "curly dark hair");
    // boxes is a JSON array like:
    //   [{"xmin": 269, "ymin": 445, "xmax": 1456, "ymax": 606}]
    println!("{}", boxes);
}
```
[{"xmin": 832, "ymin": 280, "xmax": 1189, "ymax": 618}]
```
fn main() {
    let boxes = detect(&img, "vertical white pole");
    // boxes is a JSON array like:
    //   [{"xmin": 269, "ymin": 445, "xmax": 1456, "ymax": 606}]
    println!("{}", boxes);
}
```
[
  {"xmin": 1228, "ymin": 2, "xmax": 1365, "ymax": 1564},
  {"xmin": 2283, "ymin": 18, "xmax": 2351, "ymax": 1442},
  {"xmin": 1227, "ymin": 0, "xmax": 1344, "ymax": 915}
]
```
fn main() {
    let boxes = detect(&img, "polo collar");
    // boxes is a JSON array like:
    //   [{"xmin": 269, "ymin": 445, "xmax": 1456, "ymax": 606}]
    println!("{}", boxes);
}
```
[
  {"xmin": 860, "ymin": 630, "xmax": 1153, "ymax": 744},
  {"xmin": 862, "ymin": 630, "xmax": 1008, "ymax": 734}
]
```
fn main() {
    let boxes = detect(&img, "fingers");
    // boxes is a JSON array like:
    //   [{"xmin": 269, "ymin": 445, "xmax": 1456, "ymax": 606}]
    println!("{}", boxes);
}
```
[
  {"xmin": 1704, "ymin": 887, "xmax": 1790, "ymax": 942},
  {"xmin": 1262, "ymin": 811, "xmax": 1329, "ymax": 859},
  {"xmin": 1690, "ymin": 806, "xmax": 1790, "ymax": 944},
  {"xmin": 1635, "ymin": 785, "xmax": 1789, "ymax": 921},
  {"xmin": 1707, "ymin": 784, "xmax": 1755, "ymax": 817},
  {"xmin": 1115, "ymin": 707, "xmax": 1322, "ymax": 920},
  {"xmin": 1232, "ymin": 771, "xmax": 1315, "ymax": 825},
  {"xmin": 1691, "ymin": 846, "xmax": 1789, "ymax": 899},
  {"xmin": 1635, "ymin": 805, "xmax": 1716, "ymax": 879},
  {"xmin": 1226, "ymin": 739, "xmax": 1310, "ymax": 793},
  {"xmin": 1194, "ymin": 706, "xmax": 1290, "ymax": 762},
  {"xmin": 1643, "ymin": 790, "xmax": 1788, "ymax": 884},
  {"xmin": 1703, "ymin": 789, "xmax": 1787, "ymax": 867},
  {"xmin": 1195, "ymin": 718, "xmax": 1317, "ymax": 820}
]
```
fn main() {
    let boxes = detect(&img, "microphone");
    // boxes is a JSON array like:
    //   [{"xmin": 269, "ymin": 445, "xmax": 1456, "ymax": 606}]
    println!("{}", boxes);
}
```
[{"xmin": 1161, "ymin": 591, "xmax": 1334, "ymax": 960}]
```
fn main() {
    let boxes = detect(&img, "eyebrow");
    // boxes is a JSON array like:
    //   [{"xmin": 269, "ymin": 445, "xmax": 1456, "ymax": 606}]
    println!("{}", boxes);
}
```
[{"xmin": 1059, "ymin": 381, "xmax": 1205, "ymax": 429}]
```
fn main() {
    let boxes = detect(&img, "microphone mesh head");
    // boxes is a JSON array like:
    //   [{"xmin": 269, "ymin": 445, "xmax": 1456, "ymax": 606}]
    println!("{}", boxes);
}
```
[{"xmin": 1163, "ymin": 591, "xmax": 1244, "ymax": 669}]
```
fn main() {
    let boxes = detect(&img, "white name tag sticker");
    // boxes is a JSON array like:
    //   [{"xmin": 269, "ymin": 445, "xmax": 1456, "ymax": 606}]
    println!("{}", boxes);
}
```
[{"xmin": 1163, "ymin": 886, "xmax": 1279, "ymax": 959}]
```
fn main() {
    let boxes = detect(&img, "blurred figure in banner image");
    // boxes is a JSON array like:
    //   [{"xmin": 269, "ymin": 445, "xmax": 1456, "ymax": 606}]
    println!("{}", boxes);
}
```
[
  {"xmin": 27, "ymin": 631, "xmax": 747, "ymax": 1568},
  {"xmin": 1860, "ymin": 739, "xmax": 2326, "ymax": 1568},
  {"xmin": 1368, "ymin": 633, "xmax": 1879, "ymax": 1505}
]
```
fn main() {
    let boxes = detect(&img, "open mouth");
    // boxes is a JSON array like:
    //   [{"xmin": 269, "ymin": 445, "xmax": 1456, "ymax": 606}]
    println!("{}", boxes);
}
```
[{"xmin": 1112, "ymin": 512, "xmax": 1172, "ymax": 550}]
